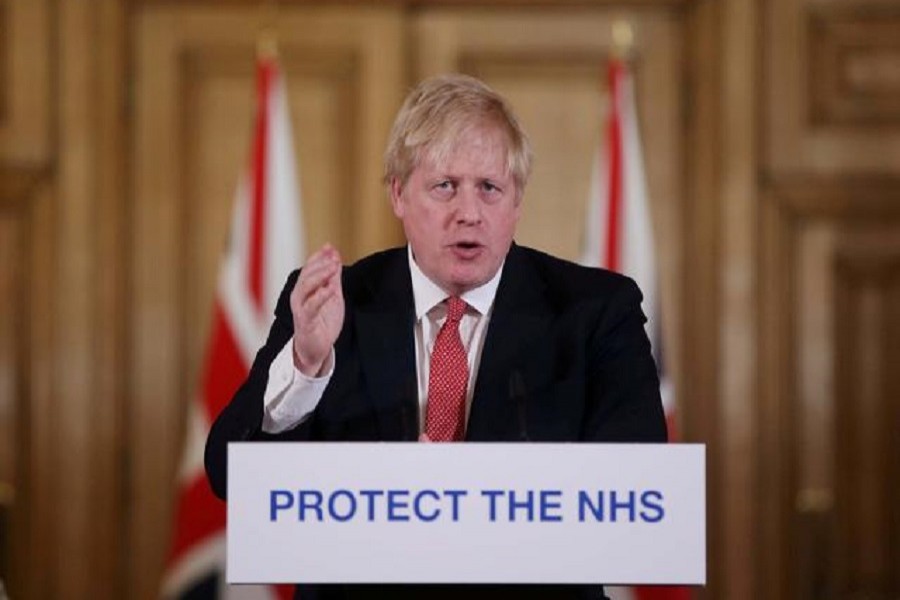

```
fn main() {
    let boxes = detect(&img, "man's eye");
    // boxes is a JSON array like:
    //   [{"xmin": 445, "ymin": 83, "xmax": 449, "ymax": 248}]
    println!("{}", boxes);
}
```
[
  {"xmin": 431, "ymin": 181, "xmax": 457, "ymax": 199},
  {"xmin": 481, "ymin": 181, "xmax": 502, "ymax": 194}
]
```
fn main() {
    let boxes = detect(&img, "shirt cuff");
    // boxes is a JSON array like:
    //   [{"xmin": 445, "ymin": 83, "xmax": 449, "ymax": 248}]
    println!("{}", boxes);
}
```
[{"xmin": 262, "ymin": 339, "xmax": 335, "ymax": 434}]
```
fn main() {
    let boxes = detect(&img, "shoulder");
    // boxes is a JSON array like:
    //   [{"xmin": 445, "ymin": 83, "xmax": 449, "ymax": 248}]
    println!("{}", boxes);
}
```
[
  {"xmin": 340, "ymin": 246, "xmax": 409, "ymax": 303},
  {"xmin": 341, "ymin": 245, "xmax": 405, "ymax": 279},
  {"xmin": 343, "ymin": 246, "xmax": 406, "ymax": 277},
  {"xmin": 510, "ymin": 245, "xmax": 642, "ymax": 308}
]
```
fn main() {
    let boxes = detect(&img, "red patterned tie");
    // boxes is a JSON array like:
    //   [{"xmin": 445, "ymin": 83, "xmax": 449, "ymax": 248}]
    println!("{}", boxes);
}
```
[{"xmin": 425, "ymin": 296, "xmax": 469, "ymax": 442}]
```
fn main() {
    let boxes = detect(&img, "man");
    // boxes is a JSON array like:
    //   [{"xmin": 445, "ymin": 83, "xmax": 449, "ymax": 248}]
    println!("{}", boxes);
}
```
[{"xmin": 205, "ymin": 74, "xmax": 666, "ymax": 599}]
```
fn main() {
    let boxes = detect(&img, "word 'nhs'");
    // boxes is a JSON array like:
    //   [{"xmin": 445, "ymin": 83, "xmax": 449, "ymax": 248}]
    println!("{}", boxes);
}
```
[{"xmin": 577, "ymin": 490, "xmax": 665, "ymax": 523}]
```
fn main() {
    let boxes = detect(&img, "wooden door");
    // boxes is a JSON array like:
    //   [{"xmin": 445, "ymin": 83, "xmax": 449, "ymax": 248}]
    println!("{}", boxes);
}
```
[{"xmin": 759, "ymin": 0, "xmax": 900, "ymax": 597}]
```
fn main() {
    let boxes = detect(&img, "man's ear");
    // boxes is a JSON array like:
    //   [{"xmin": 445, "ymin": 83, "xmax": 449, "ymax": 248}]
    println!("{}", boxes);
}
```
[{"xmin": 389, "ymin": 177, "xmax": 405, "ymax": 218}]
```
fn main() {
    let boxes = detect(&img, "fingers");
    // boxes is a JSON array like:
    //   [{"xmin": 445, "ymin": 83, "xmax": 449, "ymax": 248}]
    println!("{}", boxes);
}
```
[
  {"xmin": 292, "ymin": 244, "xmax": 342, "ymax": 309},
  {"xmin": 298, "ymin": 245, "xmax": 341, "ymax": 286},
  {"xmin": 313, "ymin": 243, "xmax": 341, "ymax": 266},
  {"xmin": 295, "ymin": 262, "xmax": 339, "ymax": 306},
  {"xmin": 418, "ymin": 433, "xmax": 431, "ymax": 443},
  {"xmin": 303, "ymin": 243, "xmax": 341, "ymax": 274},
  {"xmin": 301, "ymin": 277, "xmax": 338, "ymax": 318}
]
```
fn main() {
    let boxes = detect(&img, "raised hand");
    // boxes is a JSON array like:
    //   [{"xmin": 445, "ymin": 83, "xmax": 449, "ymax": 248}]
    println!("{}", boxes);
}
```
[{"xmin": 289, "ymin": 244, "xmax": 344, "ymax": 376}]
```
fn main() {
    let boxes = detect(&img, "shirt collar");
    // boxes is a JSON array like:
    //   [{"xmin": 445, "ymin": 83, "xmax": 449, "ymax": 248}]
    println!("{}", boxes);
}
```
[{"xmin": 407, "ymin": 245, "xmax": 504, "ymax": 320}]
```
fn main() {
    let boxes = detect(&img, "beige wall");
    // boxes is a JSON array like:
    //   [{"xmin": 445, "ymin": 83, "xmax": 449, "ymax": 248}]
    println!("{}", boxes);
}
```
[{"xmin": 1, "ymin": 0, "xmax": 899, "ymax": 598}]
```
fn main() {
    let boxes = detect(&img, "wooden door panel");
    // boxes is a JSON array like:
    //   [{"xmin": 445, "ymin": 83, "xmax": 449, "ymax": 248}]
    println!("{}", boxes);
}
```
[
  {"xmin": 0, "ymin": 0, "xmax": 51, "ymax": 163},
  {"xmin": 0, "ymin": 171, "xmax": 55, "ymax": 600},
  {"xmin": 767, "ymin": 0, "xmax": 900, "ymax": 174},
  {"xmin": 760, "ymin": 181, "xmax": 900, "ymax": 599}
]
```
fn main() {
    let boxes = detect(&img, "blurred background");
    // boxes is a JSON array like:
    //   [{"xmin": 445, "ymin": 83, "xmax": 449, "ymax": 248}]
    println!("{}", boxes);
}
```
[{"xmin": 1, "ymin": 0, "xmax": 899, "ymax": 598}]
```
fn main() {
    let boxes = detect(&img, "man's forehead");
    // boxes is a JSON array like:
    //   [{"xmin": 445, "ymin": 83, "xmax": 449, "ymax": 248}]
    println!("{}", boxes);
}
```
[{"xmin": 417, "ymin": 126, "xmax": 512, "ymax": 178}]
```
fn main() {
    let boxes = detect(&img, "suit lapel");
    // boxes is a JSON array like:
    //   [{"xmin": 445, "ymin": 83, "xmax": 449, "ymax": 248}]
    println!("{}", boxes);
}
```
[
  {"xmin": 354, "ymin": 251, "xmax": 418, "ymax": 441},
  {"xmin": 467, "ymin": 245, "xmax": 552, "ymax": 441}
]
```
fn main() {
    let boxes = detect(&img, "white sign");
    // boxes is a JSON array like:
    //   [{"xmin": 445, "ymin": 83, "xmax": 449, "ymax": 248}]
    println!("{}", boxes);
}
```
[{"xmin": 227, "ymin": 443, "xmax": 705, "ymax": 585}]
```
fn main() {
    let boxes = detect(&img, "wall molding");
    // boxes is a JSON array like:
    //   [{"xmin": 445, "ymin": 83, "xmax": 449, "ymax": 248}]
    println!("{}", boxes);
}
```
[
  {"xmin": 0, "ymin": 168, "xmax": 45, "ymax": 207},
  {"xmin": 0, "ymin": 3, "xmax": 8, "ymax": 123},
  {"xmin": 766, "ymin": 176, "xmax": 900, "ymax": 218},
  {"xmin": 809, "ymin": 7, "xmax": 900, "ymax": 127},
  {"xmin": 0, "ymin": 0, "xmax": 51, "ymax": 164},
  {"xmin": 759, "ymin": 175, "xmax": 900, "ymax": 599},
  {"xmin": 0, "ymin": 166, "xmax": 55, "ymax": 598}
]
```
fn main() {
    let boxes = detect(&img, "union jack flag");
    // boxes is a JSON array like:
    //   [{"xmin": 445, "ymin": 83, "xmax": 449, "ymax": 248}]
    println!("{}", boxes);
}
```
[{"xmin": 161, "ymin": 54, "xmax": 303, "ymax": 600}]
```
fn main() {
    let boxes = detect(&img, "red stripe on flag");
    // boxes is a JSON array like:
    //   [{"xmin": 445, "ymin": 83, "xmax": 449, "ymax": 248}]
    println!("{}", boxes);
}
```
[
  {"xmin": 202, "ymin": 301, "xmax": 251, "ymax": 420},
  {"xmin": 605, "ymin": 60, "xmax": 624, "ymax": 272},
  {"xmin": 666, "ymin": 412, "xmax": 678, "ymax": 442},
  {"xmin": 249, "ymin": 59, "xmax": 274, "ymax": 314},
  {"xmin": 167, "ymin": 475, "xmax": 227, "ymax": 566},
  {"xmin": 634, "ymin": 586, "xmax": 693, "ymax": 600}
]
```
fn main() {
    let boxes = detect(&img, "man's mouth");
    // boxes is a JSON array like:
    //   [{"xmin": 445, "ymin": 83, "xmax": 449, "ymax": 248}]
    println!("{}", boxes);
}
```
[
  {"xmin": 454, "ymin": 241, "xmax": 481, "ymax": 250},
  {"xmin": 450, "ymin": 241, "xmax": 483, "ymax": 258}
]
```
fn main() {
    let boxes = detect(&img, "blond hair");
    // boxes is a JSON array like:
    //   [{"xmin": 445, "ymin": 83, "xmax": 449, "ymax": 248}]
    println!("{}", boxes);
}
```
[{"xmin": 383, "ymin": 74, "xmax": 533, "ymax": 192}]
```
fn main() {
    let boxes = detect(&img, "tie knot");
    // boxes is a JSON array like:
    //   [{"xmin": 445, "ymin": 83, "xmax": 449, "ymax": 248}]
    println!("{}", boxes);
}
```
[{"xmin": 445, "ymin": 296, "xmax": 467, "ymax": 323}]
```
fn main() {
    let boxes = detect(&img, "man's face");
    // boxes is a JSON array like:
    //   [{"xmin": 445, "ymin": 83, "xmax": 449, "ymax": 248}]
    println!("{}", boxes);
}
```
[{"xmin": 390, "ymin": 123, "xmax": 522, "ymax": 296}]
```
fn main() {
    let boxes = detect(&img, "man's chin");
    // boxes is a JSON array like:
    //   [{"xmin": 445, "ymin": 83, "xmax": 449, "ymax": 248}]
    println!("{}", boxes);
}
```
[{"xmin": 445, "ymin": 269, "xmax": 495, "ymax": 295}]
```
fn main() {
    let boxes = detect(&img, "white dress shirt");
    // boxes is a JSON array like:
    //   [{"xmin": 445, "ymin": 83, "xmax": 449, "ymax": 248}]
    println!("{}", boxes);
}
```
[{"xmin": 261, "ymin": 246, "xmax": 504, "ymax": 434}]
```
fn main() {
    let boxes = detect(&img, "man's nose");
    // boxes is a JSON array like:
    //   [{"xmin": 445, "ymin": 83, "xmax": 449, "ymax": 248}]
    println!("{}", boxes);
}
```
[{"xmin": 454, "ymin": 186, "xmax": 482, "ymax": 224}]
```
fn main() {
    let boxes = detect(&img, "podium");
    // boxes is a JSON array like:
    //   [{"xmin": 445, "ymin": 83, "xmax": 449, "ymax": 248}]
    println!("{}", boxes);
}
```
[{"xmin": 227, "ymin": 443, "xmax": 705, "ymax": 585}]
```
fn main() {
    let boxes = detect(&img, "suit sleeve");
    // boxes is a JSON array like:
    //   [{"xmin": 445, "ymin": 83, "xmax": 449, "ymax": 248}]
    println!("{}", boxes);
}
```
[
  {"xmin": 581, "ymin": 277, "xmax": 668, "ymax": 443},
  {"xmin": 204, "ymin": 270, "xmax": 317, "ymax": 500}
]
